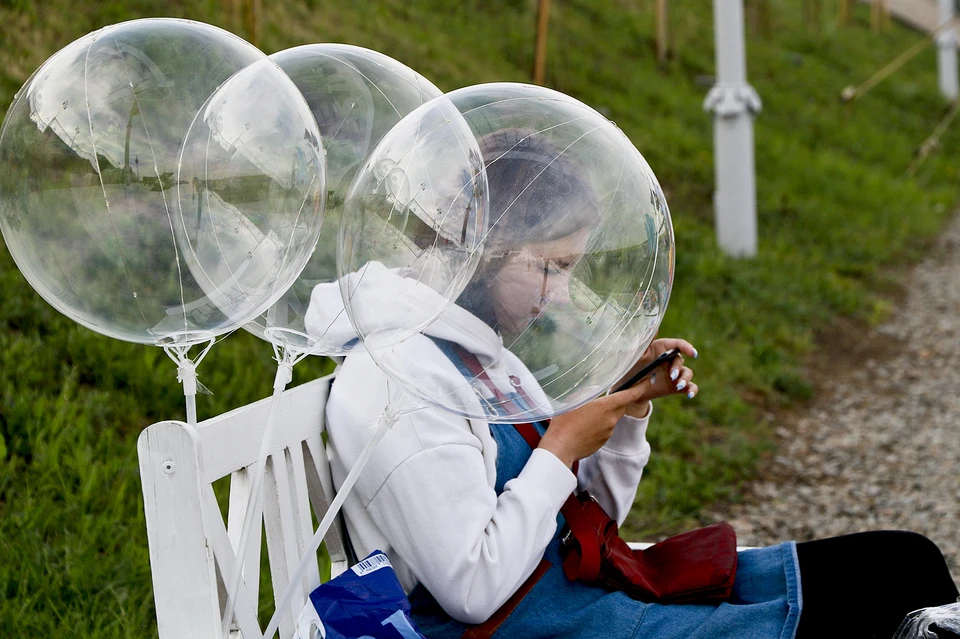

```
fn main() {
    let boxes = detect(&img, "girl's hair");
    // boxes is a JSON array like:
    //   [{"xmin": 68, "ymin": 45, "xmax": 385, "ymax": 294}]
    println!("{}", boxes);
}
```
[
  {"xmin": 456, "ymin": 128, "xmax": 600, "ymax": 326},
  {"xmin": 477, "ymin": 127, "xmax": 599, "ymax": 256}
]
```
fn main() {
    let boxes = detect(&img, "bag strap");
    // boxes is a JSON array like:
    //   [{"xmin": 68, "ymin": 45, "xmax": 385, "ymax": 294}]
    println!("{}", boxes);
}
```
[
  {"xmin": 460, "ymin": 558, "xmax": 552, "ymax": 639},
  {"xmin": 512, "ymin": 423, "xmax": 601, "ymax": 582},
  {"xmin": 449, "ymin": 346, "xmax": 598, "ymax": 635},
  {"xmin": 453, "ymin": 342, "xmax": 524, "ymax": 413},
  {"xmin": 512, "ymin": 421, "xmax": 579, "ymax": 478},
  {"xmin": 559, "ymin": 494, "xmax": 603, "ymax": 582}
]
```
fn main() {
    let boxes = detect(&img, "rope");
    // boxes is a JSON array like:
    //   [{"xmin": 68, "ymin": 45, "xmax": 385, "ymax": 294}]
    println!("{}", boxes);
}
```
[
  {"xmin": 259, "ymin": 382, "xmax": 424, "ymax": 639},
  {"xmin": 841, "ymin": 18, "xmax": 956, "ymax": 102},
  {"xmin": 260, "ymin": 405, "xmax": 400, "ymax": 639},
  {"xmin": 906, "ymin": 98, "xmax": 960, "ymax": 176},
  {"xmin": 219, "ymin": 341, "xmax": 312, "ymax": 637}
]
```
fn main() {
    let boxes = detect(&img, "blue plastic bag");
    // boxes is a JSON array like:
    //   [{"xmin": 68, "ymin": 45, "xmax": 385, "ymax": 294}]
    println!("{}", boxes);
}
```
[{"xmin": 295, "ymin": 550, "xmax": 429, "ymax": 639}]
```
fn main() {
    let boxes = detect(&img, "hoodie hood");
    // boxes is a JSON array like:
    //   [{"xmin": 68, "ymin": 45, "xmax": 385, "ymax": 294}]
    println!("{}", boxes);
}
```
[
  {"xmin": 305, "ymin": 261, "xmax": 504, "ymax": 366},
  {"xmin": 305, "ymin": 261, "xmax": 553, "ymax": 422}
]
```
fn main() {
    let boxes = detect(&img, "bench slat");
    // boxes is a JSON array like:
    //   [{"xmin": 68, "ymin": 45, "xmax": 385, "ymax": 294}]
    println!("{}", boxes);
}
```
[{"xmin": 195, "ymin": 377, "xmax": 332, "ymax": 483}]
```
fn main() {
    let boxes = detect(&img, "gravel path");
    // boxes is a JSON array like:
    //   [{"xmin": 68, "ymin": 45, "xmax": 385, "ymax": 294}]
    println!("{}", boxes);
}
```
[{"xmin": 720, "ymin": 213, "xmax": 960, "ymax": 585}]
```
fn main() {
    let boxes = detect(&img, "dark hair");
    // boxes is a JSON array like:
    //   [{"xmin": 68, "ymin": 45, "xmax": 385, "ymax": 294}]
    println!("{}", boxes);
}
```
[
  {"xmin": 456, "ymin": 128, "xmax": 600, "ymax": 326},
  {"xmin": 477, "ymin": 128, "xmax": 599, "ymax": 256}
]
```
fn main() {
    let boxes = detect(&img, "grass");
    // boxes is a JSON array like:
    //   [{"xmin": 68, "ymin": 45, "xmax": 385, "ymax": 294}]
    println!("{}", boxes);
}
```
[{"xmin": 2, "ymin": 0, "xmax": 960, "ymax": 635}]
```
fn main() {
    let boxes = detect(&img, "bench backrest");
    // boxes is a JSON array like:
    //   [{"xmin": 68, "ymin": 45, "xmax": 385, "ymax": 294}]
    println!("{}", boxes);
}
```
[{"xmin": 137, "ymin": 373, "xmax": 348, "ymax": 639}]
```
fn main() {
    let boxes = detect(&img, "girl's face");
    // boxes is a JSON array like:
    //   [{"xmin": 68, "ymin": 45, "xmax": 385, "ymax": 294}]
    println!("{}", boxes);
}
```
[{"xmin": 487, "ymin": 228, "xmax": 589, "ymax": 334}]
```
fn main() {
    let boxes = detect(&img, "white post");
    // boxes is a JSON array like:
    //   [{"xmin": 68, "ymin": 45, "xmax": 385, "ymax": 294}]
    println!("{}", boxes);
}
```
[
  {"xmin": 704, "ymin": 0, "xmax": 762, "ymax": 257},
  {"xmin": 938, "ymin": 0, "xmax": 959, "ymax": 100}
]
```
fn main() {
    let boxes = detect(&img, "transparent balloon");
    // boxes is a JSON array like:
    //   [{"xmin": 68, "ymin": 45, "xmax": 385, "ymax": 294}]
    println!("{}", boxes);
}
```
[
  {"xmin": 209, "ymin": 46, "xmax": 439, "ymax": 635},
  {"xmin": 176, "ymin": 57, "xmax": 325, "ymax": 344},
  {"xmin": 239, "ymin": 44, "xmax": 443, "ymax": 354},
  {"xmin": 0, "ymin": 18, "xmax": 323, "ymax": 348},
  {"xmin": 343, "ymin": 82, "xmax": 674, "ymax": 424},
  {"xmin": 336, "ymin": 91, "xmax": 487, "ymax": 353}
]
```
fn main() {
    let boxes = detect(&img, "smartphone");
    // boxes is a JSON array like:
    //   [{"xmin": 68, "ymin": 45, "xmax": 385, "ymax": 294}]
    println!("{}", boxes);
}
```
[{"xmin": 612, "ymin": 348, "xmax": 681, "ymax": 394}]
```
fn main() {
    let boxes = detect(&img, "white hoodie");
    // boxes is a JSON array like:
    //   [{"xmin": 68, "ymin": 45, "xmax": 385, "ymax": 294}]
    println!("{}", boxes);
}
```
[{"xmin": 307, "ymin": 264, "xmax": 652, "ymax": 624}]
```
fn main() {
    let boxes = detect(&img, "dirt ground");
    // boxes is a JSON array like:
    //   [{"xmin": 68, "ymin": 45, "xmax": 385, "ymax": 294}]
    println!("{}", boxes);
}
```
[{"xmin": 715, "ymin": 215, "xmax": 960, "ymax": 587}]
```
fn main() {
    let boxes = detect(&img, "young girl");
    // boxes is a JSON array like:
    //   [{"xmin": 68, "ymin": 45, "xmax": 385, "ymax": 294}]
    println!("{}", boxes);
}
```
[{"xmin": 312, "ymin": 129, "xmax": 958, "ymax": 639}]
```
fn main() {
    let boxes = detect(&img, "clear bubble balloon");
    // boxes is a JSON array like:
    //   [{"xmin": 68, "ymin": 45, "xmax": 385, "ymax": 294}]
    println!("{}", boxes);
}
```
[
  {"xmin": 0, "ymin": 18, "xmax": 324, "ymax": 347},
  {"xmin": 236, "ymin": 44, "xmax": 443, "ymax": 354},
  {"xmin": 332, "ymin": 91, "xmax": 488, "ymax": 354},
  {"xmin": 343, "ymin": 82, "xmax": 674, "ymax": 423},
  {"xmin": 175, "ymin": 57, "xmax": 326, "ymax": 343}
]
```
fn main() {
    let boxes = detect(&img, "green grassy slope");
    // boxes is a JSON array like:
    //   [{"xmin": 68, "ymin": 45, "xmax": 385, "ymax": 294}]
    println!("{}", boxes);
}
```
[{"xmin": 2, "ymin": 1, "xmax": 959, "ymax": 634}]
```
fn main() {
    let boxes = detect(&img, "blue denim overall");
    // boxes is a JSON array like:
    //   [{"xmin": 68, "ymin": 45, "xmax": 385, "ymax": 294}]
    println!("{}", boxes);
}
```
[
  {"xmin": 409, "ymin": 339, "xmax": 802, "ymax": 638},
  {"xmin": 407, "ymin": 417, "xmax": 803, "ymax": 639}
]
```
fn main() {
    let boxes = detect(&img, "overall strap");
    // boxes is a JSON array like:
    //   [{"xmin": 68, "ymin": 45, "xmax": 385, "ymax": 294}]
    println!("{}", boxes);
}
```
[
  {"xmin": 460, "ymin": 423, "xmax": 603, "ymax": 639},
  {"xmin": 449, "ymin": 344, "xmax": 570, "ymax": 638},
  {"xmin": 451, "ymin": 341, "xmax": 540, "ymax": 412},
  {"xmin": 450, "ymin": 342, "xmax": 527, "ymax": 416},
  {"xmin": 432, "ymin": 337, "xmax": 539, "ymax": 418},
  {"xmin": 440, "ymin": 342, "xmax": 569, "ymax": 470}
]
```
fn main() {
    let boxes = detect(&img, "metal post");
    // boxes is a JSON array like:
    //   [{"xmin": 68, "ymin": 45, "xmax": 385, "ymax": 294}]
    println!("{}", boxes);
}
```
[
  {"xmin": 939, "ymin": 0, "xmax": 959, "ymax": 100},
  {"xmin": 704, "ymin": 0, "xmax": 761, "ymax": 257}
]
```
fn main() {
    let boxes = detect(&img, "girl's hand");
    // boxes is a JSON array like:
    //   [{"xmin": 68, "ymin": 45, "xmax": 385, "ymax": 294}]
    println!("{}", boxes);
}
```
[
  {"xmin": 615, "ymin": 338, "xmax": 699, "ymax": 418},
  {"xmin": 539, "ymin": 381, "xmax": 651, "ymax": 468},
  {"xmin": 539, "ymin": 338, "xmax": 699, "ymax": 467}
]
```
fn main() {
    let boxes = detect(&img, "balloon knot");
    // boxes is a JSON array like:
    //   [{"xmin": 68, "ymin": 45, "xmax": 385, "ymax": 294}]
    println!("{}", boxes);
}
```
[{"xmin": 177, "ymin": 360, "xmax": 198, "ymax": 396}]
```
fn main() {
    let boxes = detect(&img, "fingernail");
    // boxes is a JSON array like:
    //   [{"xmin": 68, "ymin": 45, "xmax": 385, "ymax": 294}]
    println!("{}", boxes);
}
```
[
  {"xmin": 670, "ymin": 368, "xmax": 679, "ymax": 381},
  {"xmin": 676, "ymin": 379, "xmax": 687, "ymax": 391},
  {"xmin": 650, "ymin": 373, "xmax": 657, "ymax": 385},
  {"xmin": 692, "ymin": 348, "xmax": 699, "ymax": 359},
  {"xmin": 686, "ymin": 390, "xmax": 695, "ymax": 399}
]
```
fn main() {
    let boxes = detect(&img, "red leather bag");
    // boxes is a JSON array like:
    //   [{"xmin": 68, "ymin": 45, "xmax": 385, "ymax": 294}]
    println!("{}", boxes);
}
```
[
  {"xmin": 512, "ymin": 422, "xmax": 738, "ymax": 604},
  {"xmin": 558, "ymin": 491, "xmax": 738, "ymax": 604}
]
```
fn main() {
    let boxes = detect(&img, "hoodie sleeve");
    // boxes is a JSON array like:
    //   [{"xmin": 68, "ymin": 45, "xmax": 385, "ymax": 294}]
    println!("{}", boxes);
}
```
[
  {"xmin": 368, "ymin": 440, "xmax": 576, "ymax": 624},
  {"xmin": 575, "ymin": 406, "xmax": 652, "ymax": 526},
  {"xmin": 326, "ymin": 347, "xmax": 577, "ymax": 625}
]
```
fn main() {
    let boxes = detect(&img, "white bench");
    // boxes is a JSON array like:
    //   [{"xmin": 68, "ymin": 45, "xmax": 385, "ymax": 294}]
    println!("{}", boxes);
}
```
[
  {"xmin": 138, "ymin": 373, "xmax": 349, "ymax": 639},
  {"xmin": 137, "ymin": 371, "xmax": 716, "ymax": 638}
]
